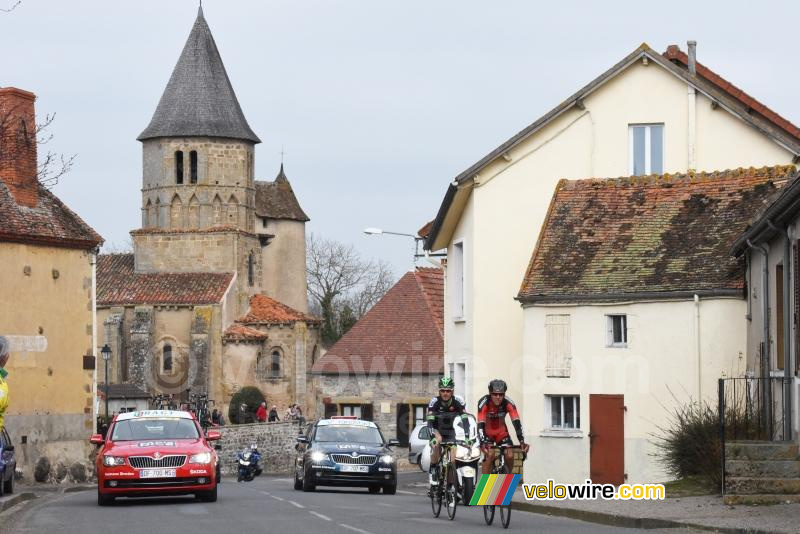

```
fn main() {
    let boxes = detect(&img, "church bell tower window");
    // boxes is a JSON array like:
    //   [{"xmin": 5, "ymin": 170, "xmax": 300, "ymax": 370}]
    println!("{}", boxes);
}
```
[
  {"xmin": 163, "ymin": 344, "xmax": 173, "ymax": 373},
  {"xmin": 248, "ymin": 252, "xmax": 255, "ymax": 287},
  {"xmin": 190, "ymin": 150, "xmax": 198, "ymax": 184},
  {"xmin": 175, "ymin": 151, "xmax": 184, "ymax": 184}
]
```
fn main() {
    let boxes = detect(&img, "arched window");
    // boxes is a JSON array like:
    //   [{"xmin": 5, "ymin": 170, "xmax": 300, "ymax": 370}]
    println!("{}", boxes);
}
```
[
  {"xmin": 163, "ymin": 345, "xmax": 173, "ymax": 373},
  {"xmin": 270, "ymin": 350, "xmax": 281, "ymax": 378},
  {"xmin": 212, "ymin": 195, "xmax": 223, "ymax": 226},
  {"xmin": 175, "ymin": 151, "xmax": 184, "ymax": 184},
  {"xmin": 144, "ymin": 199, "xmax": 152, "ymax": 228},
  {"xmin": 248, "ymin": 252, "xmax": 254, "ymax": 287},
  {"xmin": 170, "ymin": 194, "xmax": 183, "ymax": 229},
  {"xmin": 190, "ymin": 151, "xmax": 198, "ymax": 184},
  {"xmin": 255, "ymin": 351, "xmax": 267, "ymax": 381}
]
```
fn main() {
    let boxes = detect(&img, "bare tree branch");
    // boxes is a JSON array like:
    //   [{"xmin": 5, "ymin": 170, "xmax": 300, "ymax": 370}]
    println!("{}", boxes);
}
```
[{"xmin": 0, "ymin": 1, "xmax": 22, "ymax": 13}]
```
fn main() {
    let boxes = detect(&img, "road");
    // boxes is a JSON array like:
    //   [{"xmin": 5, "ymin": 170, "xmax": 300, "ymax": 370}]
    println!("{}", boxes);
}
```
[{"xmin": 4, "ymin": 472, "xmax": 699, "ymax": 533}]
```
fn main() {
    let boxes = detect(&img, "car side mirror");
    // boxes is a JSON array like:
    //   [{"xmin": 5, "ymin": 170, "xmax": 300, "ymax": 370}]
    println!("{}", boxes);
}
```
[
  {"xmin": 296, "ymin": 436, "xmax": 309, "ymax": 444},
  {"xmin": 5, "ymin": 445, "xmax": 14, "ymax": 452},
  {"xmin": 89, "ymin": 434, "xmax": 104, "ymax": 445},
  {"xmin": 387, "ymin": 439, "xmax": 400, "ymax": 447},
  {"xmin": 206, "ymin": 430, "xmax": 222, "ymax": 441}
]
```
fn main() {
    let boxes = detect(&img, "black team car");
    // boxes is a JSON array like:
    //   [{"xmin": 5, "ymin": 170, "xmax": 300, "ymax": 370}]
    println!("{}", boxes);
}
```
[{"xmin": 294, "ymin": 416, "xmax": 398, "ymax": 494}]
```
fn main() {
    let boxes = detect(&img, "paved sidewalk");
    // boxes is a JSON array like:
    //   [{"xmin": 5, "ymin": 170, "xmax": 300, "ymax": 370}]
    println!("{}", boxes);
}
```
[{"xmin": 512, "ymin": 491, "xmax": 800, "ymax": 534}]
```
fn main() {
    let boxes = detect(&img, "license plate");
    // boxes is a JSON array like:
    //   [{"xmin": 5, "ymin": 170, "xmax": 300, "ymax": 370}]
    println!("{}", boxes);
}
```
[
  {"xmin": 340, "ymin": 465, "xmax": 369, "ymax": 473},
  {"xmin": 139, "ymin": 469, "xmax": 176, "ymax": 478}
]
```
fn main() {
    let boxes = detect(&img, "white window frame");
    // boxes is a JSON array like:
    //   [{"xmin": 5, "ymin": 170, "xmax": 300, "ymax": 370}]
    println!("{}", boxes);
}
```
[
  {"xmin": 544, "ymin": 395, "xmax": 581, "ymax": 431},
  {"xmin": 451, "ymin": 239, "xmax": 465, "ymax": 321},
  {"xmin": 341, "ymin": 405, "xmax": 362, "ymax": 418},
  {"xmin": 606, "ymin": 314, "xmax": 628, "ymax": 348},
  {"xmin": 628, "ymin": 123, "xmax": 664, "ymax": 175}
]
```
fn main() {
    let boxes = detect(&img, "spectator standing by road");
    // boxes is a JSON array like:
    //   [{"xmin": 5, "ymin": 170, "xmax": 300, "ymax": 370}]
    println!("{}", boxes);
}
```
[
  {"xmin": 0, "ymin": 337, "xmax": 9, "ymax": 432},
  {"xmin": 256, "ymin": 401, "xmax": 267, "ymax": 423}
]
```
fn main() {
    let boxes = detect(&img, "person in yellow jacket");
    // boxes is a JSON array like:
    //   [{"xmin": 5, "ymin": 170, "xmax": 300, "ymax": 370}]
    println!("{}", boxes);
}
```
[{"xmin": 0, "ymin": 336, "xmax": 9, "ymax": 433}]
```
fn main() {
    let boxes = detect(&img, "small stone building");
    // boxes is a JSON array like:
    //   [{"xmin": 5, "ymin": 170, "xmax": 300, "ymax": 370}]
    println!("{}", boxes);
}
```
[
  {"xmin": 0, "ymin": 87, "xmax": 104, "ymax": 478},
  {"xmin": 96, "ymin": 8, "xmax": 314, "ymax": 419},
  {"xmin": 312, "ymin": 268, "xmax": 444, "ymax": 445}
]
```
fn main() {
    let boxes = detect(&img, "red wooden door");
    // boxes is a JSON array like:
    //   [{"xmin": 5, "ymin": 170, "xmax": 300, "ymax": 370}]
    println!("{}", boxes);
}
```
[{"xmin": 589, "ymin": 394, "xmax": 624, "ymax": 485}]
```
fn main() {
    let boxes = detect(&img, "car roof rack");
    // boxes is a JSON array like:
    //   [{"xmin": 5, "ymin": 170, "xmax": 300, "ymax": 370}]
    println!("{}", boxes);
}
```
[{"xmin": 330, "ymin": 415, "xmax": 358, "ymax": 420}]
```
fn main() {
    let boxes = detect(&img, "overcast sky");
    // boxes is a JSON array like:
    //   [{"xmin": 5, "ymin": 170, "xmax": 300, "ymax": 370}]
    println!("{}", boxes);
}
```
[{"xmin": 3, "ymin": 0, "xmax": 800, "ymax": 278}]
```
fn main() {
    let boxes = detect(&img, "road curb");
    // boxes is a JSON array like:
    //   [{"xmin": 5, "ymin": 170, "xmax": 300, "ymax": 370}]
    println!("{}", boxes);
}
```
[
  {"xmin": 0, "ymin": 492, "xmax": 37, "ymax": 514},
  {"xmin": 63, "ymin": 485, "xmax": 94, "ymax": 493},
  {"xmin": 510, "ymin": 500, "xmax": 785, "ymax": 534}
]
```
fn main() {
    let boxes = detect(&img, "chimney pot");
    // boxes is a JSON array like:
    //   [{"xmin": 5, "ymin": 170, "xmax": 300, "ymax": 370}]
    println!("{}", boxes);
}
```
[
  {"xmin": 687, "ymin": 40, "xmax": 697, "ymax": 76},
  {"xmin": 0, "ymin": 87, "xmax": 39, "ymax": 207}
]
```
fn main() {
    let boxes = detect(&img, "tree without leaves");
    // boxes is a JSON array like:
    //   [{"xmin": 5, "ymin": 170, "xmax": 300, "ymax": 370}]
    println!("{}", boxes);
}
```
[{"xmin": 306, "ymin": 233, "xmax": 395, "ymax": 346}]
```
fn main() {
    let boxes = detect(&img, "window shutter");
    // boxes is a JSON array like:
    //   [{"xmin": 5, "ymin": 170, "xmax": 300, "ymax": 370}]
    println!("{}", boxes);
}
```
[
  {"xmin": 324, "ymin": 403, "xmax": 337, "ymax": 418},
  {"xmin": 545, "ymin": 314, "xmax": 571, "ymax": 377},
  {"xmin": 396, "ymin": 403, "xmax": 410, "ymax": 446},
  {"xmin": 361, "ymin": 403, "xmax": 374, "ymax": 422}
]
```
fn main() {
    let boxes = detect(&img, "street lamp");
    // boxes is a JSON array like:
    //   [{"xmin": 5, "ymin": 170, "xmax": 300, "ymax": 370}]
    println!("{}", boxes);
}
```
[
  {"xmin": 364, "ymin": 227, "xmax": 446, "ymax": 263},
  {"xmin": 101, "ymin": 344, "xmax": 111, "ymax": 423}
]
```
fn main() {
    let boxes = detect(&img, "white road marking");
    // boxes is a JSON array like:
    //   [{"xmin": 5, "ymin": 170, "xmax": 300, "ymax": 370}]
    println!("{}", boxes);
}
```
[
  {"xmin": 339, "ymin": 524, "xmax": 374, "ymax": 534},
  {"xmin": 396, "ymin": 490, "xmax": 417, "ymax": 495},
  {"xmin": 375, "ymin": 502, "xmax": 394, "ymax": 507},
  {"xmin": 288, "ymin": 500, "xmax": 305, "ymax": 508},
  {"xmin": 271, "ymin": 495, "xmax": 285, "ymax": 502},
  {"xmin": 260, "ymin": 491, "xmax": 272, "ymax": 496},
  {"xmin": 309, "ymin": 511, "xmax": 331, "ymax": 521}
]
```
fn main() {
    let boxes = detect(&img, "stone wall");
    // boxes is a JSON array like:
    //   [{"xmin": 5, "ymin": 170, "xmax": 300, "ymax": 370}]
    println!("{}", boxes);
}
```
[{"xmin": 216, "ymin": 420, "xmax": 305, "ymax": 475}]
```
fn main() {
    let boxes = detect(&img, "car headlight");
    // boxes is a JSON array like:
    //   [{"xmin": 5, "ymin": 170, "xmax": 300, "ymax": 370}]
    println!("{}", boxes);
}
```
[
  {"xmin": 380, "ymin": 455, "xmax": 394, "ymax": 464},
  {"xmin": 103, "ymin": 456, "xmax": 125, "ymax": 467},
  {"xmin": 310, "ymin": 451, "xmax": 327, "ymax": 463},
  {"xmin": 189, "ymin": 452, "xmax": 212, "ymax": 464}
]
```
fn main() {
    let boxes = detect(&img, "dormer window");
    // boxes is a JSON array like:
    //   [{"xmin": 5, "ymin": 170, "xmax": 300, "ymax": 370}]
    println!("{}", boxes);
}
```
[
  {"xmin": 175, "ymin": 151, "xmax": 184, "ymax": 184},
  {"xmin": 190, "ymin": 150, "xmax": 198, "ymax": 184}
]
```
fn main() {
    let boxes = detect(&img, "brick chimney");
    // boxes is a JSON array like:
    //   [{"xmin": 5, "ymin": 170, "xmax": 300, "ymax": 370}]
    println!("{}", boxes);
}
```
[{"xmin": 0, "ymin": 87, "xmax": 38, "ymax": 207}]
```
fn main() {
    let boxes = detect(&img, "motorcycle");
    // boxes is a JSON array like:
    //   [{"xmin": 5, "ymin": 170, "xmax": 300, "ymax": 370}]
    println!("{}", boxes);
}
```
[
  {"xmin": 420, "ymin": 413, "xmax": 480, "ymax": 505},
  {"xmin": 236, "ymin": 444, "xmax": 263, "ymax": 482}
]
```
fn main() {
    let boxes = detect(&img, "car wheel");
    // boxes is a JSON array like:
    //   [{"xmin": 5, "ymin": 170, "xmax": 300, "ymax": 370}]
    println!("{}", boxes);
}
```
[
  {"xmin": 301, "ymin": 468, "xmax": 315, "ymax": 492},
  {"xmin": 383, "ymin": 482, "xmax": 397, "ymax": 495},
  {"xmin": 97, "ymin": 490, "xmax": 115, "ymax": 506},
  {"xmin": 368, "ymin": 485, "xmax": 381, "ymax": 494},
  {"xmin": 198, "ymin": 484, "xmax": 218, "ymax": 502},
  {"xmin": 293, "ymin": 471, "xmax": 302, "ymax": 491},
  {"xmin": 3, "ymin": 472, "xmax": 13, "ymax": 495}
]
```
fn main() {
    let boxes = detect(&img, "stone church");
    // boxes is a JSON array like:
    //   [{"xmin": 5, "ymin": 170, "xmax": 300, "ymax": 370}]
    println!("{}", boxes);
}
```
[{"xmin": 96, "ymin": 7, "xmax": 320, "ymax": 419}]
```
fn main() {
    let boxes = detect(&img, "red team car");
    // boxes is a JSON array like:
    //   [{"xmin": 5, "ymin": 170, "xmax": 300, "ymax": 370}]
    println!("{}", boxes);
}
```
[{"xmin": 91, "ymin": 410, "xmax": 220, "ymax": 505}]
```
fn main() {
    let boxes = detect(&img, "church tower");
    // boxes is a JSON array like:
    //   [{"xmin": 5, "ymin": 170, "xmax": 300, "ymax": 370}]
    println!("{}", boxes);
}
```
[{"xmin": 132, "ymin": 7, "xmax": 262, "ymax": 315}]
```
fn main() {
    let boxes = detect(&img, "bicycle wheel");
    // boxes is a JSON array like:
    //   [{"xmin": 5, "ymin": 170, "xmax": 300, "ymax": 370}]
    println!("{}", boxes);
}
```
[
  {"xmin": 483, "ymin": 504, "xmax": 495, "ymax": 525},
  {"xmin": 445, "ymin": 481, "xmax": 457, "ymax": 520},
  {"xmin": 430, "ymin": 465, "xmax": 442, "ymax": 518},
  {"xmin": 500, "ymin": 505, "xmax": 511, "ymax": 528}
]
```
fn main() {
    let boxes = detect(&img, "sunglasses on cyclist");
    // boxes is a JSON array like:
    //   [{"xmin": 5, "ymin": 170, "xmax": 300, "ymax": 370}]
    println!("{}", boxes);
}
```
[
  {"xmin": 439, "ymin": 388, "xmax": 453, "ymax": 393},
  {"xmin": 491, "ymin": 392, "xmax": 505, "ymax": 397}
]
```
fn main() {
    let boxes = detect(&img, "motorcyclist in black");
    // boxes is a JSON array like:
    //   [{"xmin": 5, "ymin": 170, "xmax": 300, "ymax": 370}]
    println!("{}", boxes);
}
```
[{"xmin": 427, "ymin": 376, "xmax": 472, "ymax": 488}]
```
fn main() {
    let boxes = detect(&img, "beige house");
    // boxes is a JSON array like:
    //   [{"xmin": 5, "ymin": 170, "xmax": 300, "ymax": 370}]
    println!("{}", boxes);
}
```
[
  {"xmin": 96, "ymin": 8, "xmax": 314, "ymax": 419},
  {"xmin": 424, "ymin": 42, "xmax": 800, "ymax": 415},
  {"xmin": 0, "ymin": 87, "xmax": 104, "ymax": 478}
]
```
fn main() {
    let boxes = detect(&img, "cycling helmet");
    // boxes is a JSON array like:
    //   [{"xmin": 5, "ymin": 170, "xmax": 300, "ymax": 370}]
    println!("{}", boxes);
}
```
[
  {"xmin": 438, "ymin": 376, "xmax": 455, "ymax": 390},
  {"xmin": 250, "ymin": 443, "xmax": 259, "ymax": 451},
  {"xmin": 488, "ymin": 379, "xmax": 508, "ymax": 393}
]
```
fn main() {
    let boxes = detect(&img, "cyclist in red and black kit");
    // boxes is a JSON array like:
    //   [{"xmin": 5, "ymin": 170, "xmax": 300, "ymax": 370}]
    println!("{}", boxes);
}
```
[{"xmin": 477, "ymin": 379, "xmax": 529, "ymax": 475}]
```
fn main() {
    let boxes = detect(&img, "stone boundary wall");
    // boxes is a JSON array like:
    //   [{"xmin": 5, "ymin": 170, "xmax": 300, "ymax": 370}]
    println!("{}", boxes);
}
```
[{"xmin": 216, "ymin": 420, "xmax": 305, "ymax": 476}]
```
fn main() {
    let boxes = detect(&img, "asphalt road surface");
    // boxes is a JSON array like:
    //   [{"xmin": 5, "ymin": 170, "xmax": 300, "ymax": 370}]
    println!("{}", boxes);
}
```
[{"xmin": 4, "ymin": 472, "xmax": 700, "ymax": 534}]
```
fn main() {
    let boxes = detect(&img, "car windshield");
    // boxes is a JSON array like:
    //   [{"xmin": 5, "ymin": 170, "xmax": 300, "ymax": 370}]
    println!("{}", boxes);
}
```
[
  {"xmin": 315, "ymin": 424, "xmax": 383, "ymax": 443},
  {"xmin": 110, "ymin": 418, "xmax": 199, "ymax": 441}
]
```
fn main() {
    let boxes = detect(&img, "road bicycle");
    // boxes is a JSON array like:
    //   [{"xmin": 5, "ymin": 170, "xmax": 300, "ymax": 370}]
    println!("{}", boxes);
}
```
[
  {"xmin": 483, "ymin": 444, "xmax": 526, "ymax": 529},
  {"xmin": 150, "ymin": 394, "xmax": 176, "ymax": 410},
  {"xmin": 188, "ymin": 393, "xmax": 214, "ymax": 431},
  {"xmin": 429, "ymin": 441, "xmax": 459, "ymax": 520}
]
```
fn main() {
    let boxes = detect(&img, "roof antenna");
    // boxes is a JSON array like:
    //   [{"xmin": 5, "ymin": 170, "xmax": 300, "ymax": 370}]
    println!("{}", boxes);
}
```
[{"xmin": 280, "ymin": 146, "xmax": 286, "ymax": 165}]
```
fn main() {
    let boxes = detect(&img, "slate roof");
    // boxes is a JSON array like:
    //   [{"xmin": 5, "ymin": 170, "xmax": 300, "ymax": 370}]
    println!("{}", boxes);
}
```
[
  {"xmin": 237, "ymin": 294, "xmax": 319, "ymax": 325},
  {"xmin": 97, "ymin": 253, "xmax": 233, "ymax": 306},
  {"xmin": 99, "ymin": 383, "xmax": 150, "ymax": 400},
  {"xmin": 0, "ymin": 181, "xmax": 103, "ymax": 249},
  {"xmin": 312, "ymin": 268, "xmax": 444, "ymax": 375},
  {"xmin": 254, "ymin": 165, "xmax": 310, "ymax": 222},
  {"xmin": 223, "ymin": 324, "xmax": 269, "ymax": 342},
  {"xmin": 137, "ymin": 7, "xmax": 260, "ymax": 143},
  {"xmin": 518, "ymin": 166, "xmax": 795, "ymax": 303}
]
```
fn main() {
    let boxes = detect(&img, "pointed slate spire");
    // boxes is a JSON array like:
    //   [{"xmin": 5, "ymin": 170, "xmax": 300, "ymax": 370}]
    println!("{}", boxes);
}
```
[
  {"xmin": 253, "ymin": 164, "xmax": 310, "ymax": 222},
  {"xmin": 275, "ymin": 163, "xmax": 288, "ymax": 183},
  {"xmin": 138, "ymin": 8, "xmax": 260, "ymax": 143}
]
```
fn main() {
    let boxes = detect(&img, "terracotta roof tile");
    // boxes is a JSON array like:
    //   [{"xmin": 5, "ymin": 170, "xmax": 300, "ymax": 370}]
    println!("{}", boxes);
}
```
[
  {"xmin": 223, "ymin": 324, "xmax": 269, "ymax": 342},
  {"xmin": 0, "ymin": 182, "xmax": 103, "ymax": 249},
  {"xmin": 663, "ymin": 45, "xmax": 800, "ymax": 141},
  {"xmin": 238, "ymin": 294, "xmax": 319, "ymax": 324},
  {"xmin": 97, "ymin": 253, "xmax": 233, "ymax": 306},
  {"xmin": 312, "ymin": 269, "xmax": 443, "ymax": 375},
  {"xmin": 518, "ymin": 166, "xmax": 795, "ymax": 302}
]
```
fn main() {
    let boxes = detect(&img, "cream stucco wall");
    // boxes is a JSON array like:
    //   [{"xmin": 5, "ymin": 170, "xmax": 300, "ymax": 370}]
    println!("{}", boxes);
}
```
[
  {"xmin": 443, "ymin": 58, "xmax": 795, "ymax": 412},
  {"xmin": 521, "ymin": 298, "xmax": 747, "ymax": 484},
  {"xmin": 0, "ymin": 242, "xmax": 97, "ymax": 476},
  {"xmin": 260, "ymin": 219, "xmax": 308, "ymax": 313}
]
